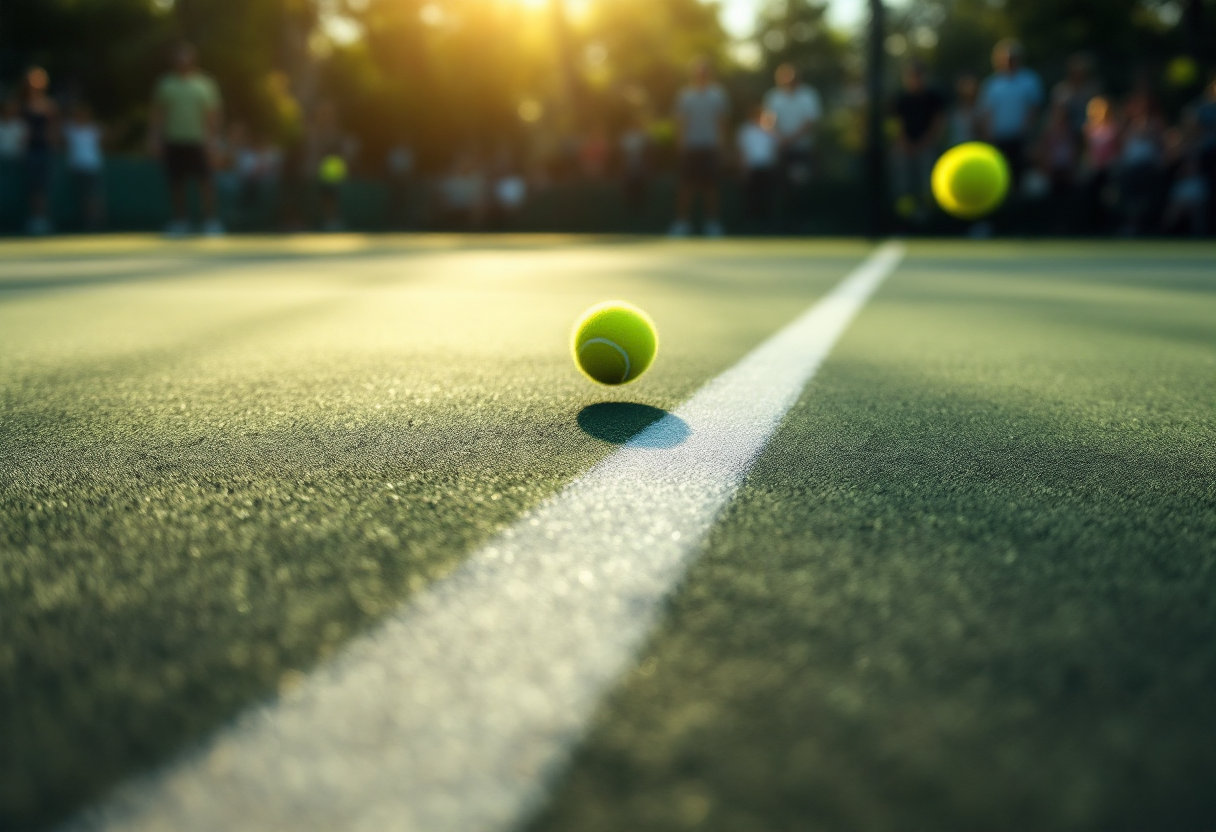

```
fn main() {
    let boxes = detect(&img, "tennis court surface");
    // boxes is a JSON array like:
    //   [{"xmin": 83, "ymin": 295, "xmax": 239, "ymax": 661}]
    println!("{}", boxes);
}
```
[{"xmin": 2, "ymin": 236, "xmax": 1214, "ymax": 831}]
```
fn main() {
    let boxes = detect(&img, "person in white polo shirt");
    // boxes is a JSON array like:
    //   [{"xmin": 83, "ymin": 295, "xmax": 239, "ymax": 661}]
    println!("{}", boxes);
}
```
[
  {"xmin": 763, "ymin": 63, "xmax": 822, "ymax": 231},
  {"xmin": 671, "ymin": 58, "xmax": 729, "ymax": 237},
  {"xmin": 978, "ymin": 39, "xmax": 1043, "ymax": 189}
]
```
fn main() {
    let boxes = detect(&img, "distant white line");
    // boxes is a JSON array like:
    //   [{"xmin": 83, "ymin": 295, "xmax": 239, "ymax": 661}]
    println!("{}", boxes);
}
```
[{"xmin": 64, "ymin": 242, "xmax": 905, "ymax": 832}]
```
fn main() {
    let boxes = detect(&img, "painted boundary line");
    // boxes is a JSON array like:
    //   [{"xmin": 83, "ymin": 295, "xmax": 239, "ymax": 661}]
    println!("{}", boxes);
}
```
[{"xmin": 65, "ymin": 241, "xmax": 906, "ymax": 832}]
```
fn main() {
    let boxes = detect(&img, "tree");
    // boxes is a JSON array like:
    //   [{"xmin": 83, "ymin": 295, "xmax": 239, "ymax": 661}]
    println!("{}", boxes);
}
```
[
  {"xmin": 890, "ymin": 0, "xmax": 1216, "ymax": 102},
  {"xmin": 752, "ymin": 0, "xmax": 852, "ymax": 105}
]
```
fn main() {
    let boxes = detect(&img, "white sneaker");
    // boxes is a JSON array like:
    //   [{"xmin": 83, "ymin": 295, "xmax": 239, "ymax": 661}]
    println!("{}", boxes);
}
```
[
  {"xmin": 164, "ymin": 220, "xmax": 191, "ymax": 239},
  {"xmin": 704, "ymin": 220, "xmax": 725, "ymax": 238},
  {"xmin": 668, "ymin": 220, "xmax": 691, "ymax": 238},
  {"xmin": 201, "ymin": 219, "xmax": 226, "ymax": 237}
]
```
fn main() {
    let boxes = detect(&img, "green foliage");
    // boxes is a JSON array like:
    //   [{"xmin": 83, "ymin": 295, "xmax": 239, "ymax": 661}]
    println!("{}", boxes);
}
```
[
  {"xmin": 582, "ymin": 0, "xmax": 730, "ymax": 115},
  {"xmin": 0, "ymin": 0, "xmax": 174, "ymax": 140},
  {"xmin": 890, "ymin": 0, "xmax": 1216, "ymax": 99},
  {"xmin": 13, "ymin": 0, "xmax": 1212, "ymax": 169},
  {"xmin": 326, "ymin": 0, "xmax": 560, "ymax": 169},
  {"xmin": 753, "ymin": 0, "xmax": 852, "ymax": 102}
]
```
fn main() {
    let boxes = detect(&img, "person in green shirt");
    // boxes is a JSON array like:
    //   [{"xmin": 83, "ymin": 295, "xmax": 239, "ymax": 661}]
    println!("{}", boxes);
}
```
[{"xmin": 150, "ymin": 44, "xmax": 223, "ymax": 236}]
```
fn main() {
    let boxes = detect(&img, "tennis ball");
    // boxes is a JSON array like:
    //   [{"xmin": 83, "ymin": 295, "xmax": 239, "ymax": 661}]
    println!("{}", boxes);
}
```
[
  {"xmin": 1167, "ymin": 56, "xmax": 1198, "ymax": 88},
  {"xmin": 895, "ymin": 194, "xmax": 918, "ymax": 218},
  {"xmin": 571, "ymin": 301, "xmax": 658, "ymax": 385},
  {"xmin": 932, "ymin": 142, "xmax": 1010, "ymax": 220},
  {"xmin": 319, "ymin": 155, "xmax": 348, "ymax": 184}
]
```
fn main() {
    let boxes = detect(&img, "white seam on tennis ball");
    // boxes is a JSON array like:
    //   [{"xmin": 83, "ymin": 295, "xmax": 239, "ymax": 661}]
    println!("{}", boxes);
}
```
[
  {"xmin": 578, "ymin": 337, "xmax": 631, "ymax": 382},
  {"xmin": 63, "ymin": 242, "xmax": 906, "ymax": 832}
]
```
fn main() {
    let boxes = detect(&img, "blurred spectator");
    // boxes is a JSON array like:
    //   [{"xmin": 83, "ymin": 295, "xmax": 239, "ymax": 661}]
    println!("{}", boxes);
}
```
[
  {"xmin": 244, "ymin": 134, "xmax": 281, "ymax": 221},
  {"xmin": 1162, "ymin": 119, "xmax": 1209, "ymax": 236},
  {"xmin": 1035, "ymin": 102, "xmax": 1079, "ymax": 232},
  {"xmin": 764, "ymin": 63, "xmax": 822, "ymax": 231},
  {"xmin": 0, "ymin": 98, "xmax": 26, "ymax": 160},
  {"xmin": 1081, "ymin": 95, "xmax": 1120, "ymax": 233},
  {"xmin": 736, "ymin": 104, "xmax": 778, "ymax": 231},
  {"xmin": 979, "ymin": 39, "xmax": 1043, "ymax": 188},
  {"xmin": 618, "ymin": 117, "xmax": 650, "ymax": 213},
  {"xmin": 488, "ymin": 145, "xmax": 527, "ymax": 229},
  {"xmin": 493, "ymin": 176, "xmax": 527, "ymax": 214},
  {"xmin": 436, "ymin": 152, "xmax": 487, "ymax": 229},
  {"xmin": 63, "ymin": 102, "xmax": 105, "ymax": 231},
  {"xmin": 224, "ymin": 123, "xmax": 259, "ymax": 219},
  {"xmin": 22, "ymin": 66, "xmax": 59, "ymax": 236},
  {"xmin": 1117, "ymin": 89, "xmax": 1165, "ymax": 235},
  {"xmin": 386, "ymin": 142, "xmax": 415, "ymax": 228},
  {"xmin": 151, "ymin": 43, "xmax": 223, "ymax": 237},
  {"xmin": 1052, "ymin": 54, "xmax": 1099, "ymax": 139},
  {"xmin": 305, "ymin": 102, "xmax": 354, "ymax": 231},
  {"xmin": 891, "ymin": 59, "xmax": 945, "ymax": 224},
  {"xmin": 1189, "ymin": 77, "xmax": 1216, "ymax": 233},
  {"xmin": 671, "ymin": 58, "xmax": 728, "ymax": 237},
  {"xmin": 492, "ymin": 170, "xmax": 527, "ymax": 228},
  {"xmin": 1162, "ymin": 156, "xmax": 1208, "ymax": 235},
  {"xmin": 580, "ymin": 127, "xmax": 610, "ymax": 179},
  {"xmin": 947, "ymin": 73, "xmax": 981, "ymax": 147},
  {"xmin": 214, "ymin": 122, "xmax": 248, "ymax": 208},
  {"xmin": 1195, "ymin": 77, "xmax": 1216, "ymax": 145}
]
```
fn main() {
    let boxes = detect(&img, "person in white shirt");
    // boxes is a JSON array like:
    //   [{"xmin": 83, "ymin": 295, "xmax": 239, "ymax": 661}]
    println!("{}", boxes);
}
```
[
  {"xmin": 763, "ymin": 63, "xmax": 822, "ymax": 230},
  {"xmin": 63, "ymin": 102, "xmax": 105, "ymax": 230},
  {"xmin": 978, "ymin": 39, "xmax": 1044, "ymax": 188},
  {"xmin": 0, "ymin": 98, "xmax": 26, "ymax": 160},
  {"xmin": 947, "ymin": 73, "xmax": 981, "ymax": 147},
  {"xmin": 736, "ymin": 105, "xmax": 778, "ymax": 231},
  {"xmin": 671, "ymin": 58, "xmax": 729, "ymax": 237}
]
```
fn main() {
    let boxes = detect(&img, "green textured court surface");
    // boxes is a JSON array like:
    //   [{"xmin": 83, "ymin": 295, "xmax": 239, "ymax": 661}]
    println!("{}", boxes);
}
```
[{"xmin": 2, "ymin": 236, "xmax": 1214, "ymax": 831}]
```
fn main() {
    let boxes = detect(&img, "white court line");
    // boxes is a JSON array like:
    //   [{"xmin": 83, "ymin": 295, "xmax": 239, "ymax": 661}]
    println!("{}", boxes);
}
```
[{"xmin": 65, "ymin": 241, "xmax": 905, "ymax": 832}]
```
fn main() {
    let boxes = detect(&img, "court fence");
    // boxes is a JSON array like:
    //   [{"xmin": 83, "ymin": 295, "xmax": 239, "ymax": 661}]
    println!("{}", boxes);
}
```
[{"xmin": 0, "ymin": 157, "xmax": 870, "ymax": 236}]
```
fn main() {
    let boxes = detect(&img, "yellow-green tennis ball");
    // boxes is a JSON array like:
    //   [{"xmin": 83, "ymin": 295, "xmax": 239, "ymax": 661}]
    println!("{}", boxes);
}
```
[
  {"xmin": 571, "ymin": 301, "xmax": 658, "ymax": 385},
  {"xmin": 319, "ymin": 155, "xmax": 347, "ymax": 184},
  {"xmin": 1167, "ymin": 56, "xmax": 1198, "ymax": 88},
  {"xmin": 932, "ymin": 142, "xmax": 1010, "ymax": 220}
]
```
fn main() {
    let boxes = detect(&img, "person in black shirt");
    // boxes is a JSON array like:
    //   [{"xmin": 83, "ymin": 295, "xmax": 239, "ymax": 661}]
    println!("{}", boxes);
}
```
[
  {"xmin": 892, "ymin": 60, "xmax": 946, "ymax": 223},
  {"xmin": 21, "ymin": 66, "xmax": 59, "ymax": 236}
]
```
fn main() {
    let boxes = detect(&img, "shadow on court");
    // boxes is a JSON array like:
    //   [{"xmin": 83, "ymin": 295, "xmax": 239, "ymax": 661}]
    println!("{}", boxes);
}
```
[{"xmin": 576, "ymin": 403, "xmax": 690, "ymax": 448}]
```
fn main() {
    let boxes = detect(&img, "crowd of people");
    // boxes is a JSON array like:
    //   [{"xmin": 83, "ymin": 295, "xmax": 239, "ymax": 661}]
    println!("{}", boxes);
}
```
[
  {"xmin": 1, "ymin": 38, "xmax": 1214, "ymax": 238},
  {"xmin": 0, "ymin": 67, "xmax": 106, "ymax": 235},
  {"xmin": 887, "ymin": 40, "xmax": 1216, "ymax": 236},
  {"xmin": 665, "ymin": 39, "xmax": 1216, "ymax": 237},
  {"xmin": 670, "ymin": 58, "xmax": 824, "ymax": 236}
]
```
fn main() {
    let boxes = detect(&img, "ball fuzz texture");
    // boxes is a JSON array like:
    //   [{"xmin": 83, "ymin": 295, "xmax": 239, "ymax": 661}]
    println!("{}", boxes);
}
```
[
  {"xmin": 931, "ymin": 142, "xmax": 1010, "ymax": 219},
  {"xmin": 571, "ymin": 301, "xmax": 658, "ymax": 385}
]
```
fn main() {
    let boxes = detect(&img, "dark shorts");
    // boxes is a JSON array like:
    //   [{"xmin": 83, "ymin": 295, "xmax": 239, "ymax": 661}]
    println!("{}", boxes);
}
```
[
  {"xmin": 680, "ymin": 148, "xmax": 720, "ymax": 187},
  {"xmin": 992, "ymin": 139, "xmax": 1026, "ymax": 187},
  {"xmin": 71, "ymin": 169, "xmax": 103, "ymax": 196},
  {"xmin": 25, "ymin": 148, "xmax": 53, "ymax": 196},
  {"xmin": 163, "ymin": 143, "xmax": 211, "ymax": 183}
]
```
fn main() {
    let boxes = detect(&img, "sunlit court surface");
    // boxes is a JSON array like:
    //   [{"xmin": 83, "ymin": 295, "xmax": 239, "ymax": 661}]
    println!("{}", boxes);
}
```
[{"xmin": 1, "ymin": 234, "xmax": 1214, "ymax": 832}]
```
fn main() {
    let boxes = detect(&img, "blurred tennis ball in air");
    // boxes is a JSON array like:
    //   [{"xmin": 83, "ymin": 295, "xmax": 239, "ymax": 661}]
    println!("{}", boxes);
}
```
[
  {"xmin": 319, "ymin": 155, "xmax": 348, "ymax": 184},
  {"xmin": 1167, "ymin": 56, "xmax": 1199, "ymax": 88},
  {"xmin": 572, "ymin": 301, "xmax": 658, "ymax": 385},
  {"xmin": 932, "ymin": 142, "xmax": 1010, "ymax": 220},
  {"xmin": 895, "ymin": 194, "xmax": 918, "ymax": 218}
]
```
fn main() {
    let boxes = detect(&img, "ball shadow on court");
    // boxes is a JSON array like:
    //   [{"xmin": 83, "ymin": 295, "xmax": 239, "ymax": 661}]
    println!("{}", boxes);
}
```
[{"xmin": 576, "ymin": 402, "xmax": 691, "ymax": 449}]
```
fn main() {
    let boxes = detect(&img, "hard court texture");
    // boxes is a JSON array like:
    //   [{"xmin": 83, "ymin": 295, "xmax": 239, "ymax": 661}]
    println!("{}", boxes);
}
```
[{"xmin": 1, "ymin": 236, "xmax": 1214, "ymax": 832}]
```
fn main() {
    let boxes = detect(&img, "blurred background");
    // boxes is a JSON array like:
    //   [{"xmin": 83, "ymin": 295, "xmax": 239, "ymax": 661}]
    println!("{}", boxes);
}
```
[{"xmin": 1, "ymin": 0, "xmax": 1214, "ymax": 237}]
